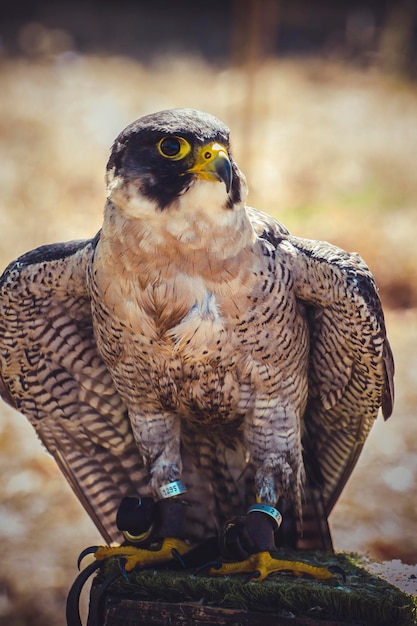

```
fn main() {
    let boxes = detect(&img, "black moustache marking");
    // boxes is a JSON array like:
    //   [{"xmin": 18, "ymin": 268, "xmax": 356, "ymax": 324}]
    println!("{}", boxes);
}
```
[{"xmin": 107, "ymin": 109, "xmax": 243, "ymax": 212}]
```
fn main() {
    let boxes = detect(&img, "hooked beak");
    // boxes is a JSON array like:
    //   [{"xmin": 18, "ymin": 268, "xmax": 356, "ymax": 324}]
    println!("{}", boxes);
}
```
[{"xmin": 186, "ymin": 142, "xmax": 232, "ymax": 193}]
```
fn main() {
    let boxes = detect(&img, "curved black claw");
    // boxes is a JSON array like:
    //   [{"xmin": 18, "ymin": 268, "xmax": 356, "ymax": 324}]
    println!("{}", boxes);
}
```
[
  {"xmin": 66, "ymin": 560, "xmax": 102, "ymax": 626},
  {"xmin": 171, "ymin": 548, "xmax": 187, "ymax": 570},
  {"xmin": 87, "ymin": 568, "xmax": 123, "ymax": 625},
  {"xmin": 194, "ymin": 560, "xmax": 223, "ymax": 577},
  {"xmin": 245, "ymin": 569, "xmax": 261, "ymax": 584},
  {"xmin": 77, "ymin": 546, "xmax": 99, "ymax": 571},
  {"xmin": 328, "ymin": 564, "xmax": 347, "ymax": 583}
]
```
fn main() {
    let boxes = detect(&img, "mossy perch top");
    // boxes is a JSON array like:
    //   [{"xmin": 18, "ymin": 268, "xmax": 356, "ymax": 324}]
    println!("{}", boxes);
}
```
[{"xmin": 93, "ymin": 551, "xmax": 417, "ymax": 626}]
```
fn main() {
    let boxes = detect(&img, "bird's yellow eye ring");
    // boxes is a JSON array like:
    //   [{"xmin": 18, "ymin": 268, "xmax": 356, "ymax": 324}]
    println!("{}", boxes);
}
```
[{"xmin": 157, "ymin": 136, "xmax": 191, "ymax": 160}]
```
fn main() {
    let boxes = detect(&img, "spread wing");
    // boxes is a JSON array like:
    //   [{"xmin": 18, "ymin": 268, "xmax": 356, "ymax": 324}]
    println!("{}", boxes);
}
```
[
  {"xmin": 0, "ymin": 238, "xmax": 151, "ymax": 544},
  {"xmin": 249, "ymin": 207, "xmax": 394, "ymax": 516}
]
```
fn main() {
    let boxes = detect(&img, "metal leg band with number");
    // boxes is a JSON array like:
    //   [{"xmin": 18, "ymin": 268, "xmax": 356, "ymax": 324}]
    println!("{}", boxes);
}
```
[
  {"xmin": 247, "ymin": 503, "xmax": 282, "ymax": 528},
  {"xmin": 158, "ymin": 480, "xmax": 187, "ymax": 499}
]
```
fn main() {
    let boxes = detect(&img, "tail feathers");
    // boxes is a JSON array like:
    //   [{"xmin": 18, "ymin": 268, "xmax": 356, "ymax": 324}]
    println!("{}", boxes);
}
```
[
  {"xmin": 297, "ymin": 482, "xmax": 333, "ymax": 551},
  {"xmin": 277, "ymin": 483, "xmax": 333, "ymax": 552}
]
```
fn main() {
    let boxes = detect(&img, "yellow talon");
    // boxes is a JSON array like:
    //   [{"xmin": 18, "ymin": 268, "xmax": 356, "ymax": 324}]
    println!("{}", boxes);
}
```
[
  {"xmin": 210, "ymin": 551, "xmax": 334, "ymax": 582},
  {"xmin": 94, "ymin": 538, "xmax": 192, "ymax": 572}
]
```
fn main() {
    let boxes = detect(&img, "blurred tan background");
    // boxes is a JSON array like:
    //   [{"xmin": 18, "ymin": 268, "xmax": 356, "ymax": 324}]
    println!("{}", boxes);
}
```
[{"xmin": 0, "ymin": 1, "xmax": 416, "ymax": 623}]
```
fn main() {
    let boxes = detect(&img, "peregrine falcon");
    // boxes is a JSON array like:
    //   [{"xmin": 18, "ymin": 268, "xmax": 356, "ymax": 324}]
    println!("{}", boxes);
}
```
[{"xmin": 0, "ymin": 109, "xmax": 394, "ymax": 579}]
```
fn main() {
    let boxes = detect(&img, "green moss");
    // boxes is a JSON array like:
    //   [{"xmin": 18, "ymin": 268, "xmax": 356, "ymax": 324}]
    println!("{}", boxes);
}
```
[{"xmin": 95, "ymin": 551, "xmax": 416, "ymax": 625}]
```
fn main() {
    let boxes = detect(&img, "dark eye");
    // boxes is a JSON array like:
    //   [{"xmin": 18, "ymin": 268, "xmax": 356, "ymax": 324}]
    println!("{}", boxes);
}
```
[
  {"xmin": 157, "ymin": 136, "xmax": 191, "ymax": 160},
  {"xmin": 160, "ymin": 137, "xmax": 181, "ymax": 156}
]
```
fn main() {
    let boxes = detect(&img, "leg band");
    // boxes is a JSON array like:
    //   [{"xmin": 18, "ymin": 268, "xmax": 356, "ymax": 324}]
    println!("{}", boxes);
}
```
[
  {"xmin": 158, "ymin": 480, "xmax": 187, "ymax": 499},
  {"xmin": 247, "ymin": 503, "xmax": 282, "ymax": 528}
]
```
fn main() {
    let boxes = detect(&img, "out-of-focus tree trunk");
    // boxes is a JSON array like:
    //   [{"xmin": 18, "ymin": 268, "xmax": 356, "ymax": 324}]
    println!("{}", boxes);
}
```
[
  {"xmin": 379, "ymin": 0, "xmax": 417, "ymax": 77},
  {"xmin": 230, "ymin": 0, "xmax": 280, "ymax": 180}
]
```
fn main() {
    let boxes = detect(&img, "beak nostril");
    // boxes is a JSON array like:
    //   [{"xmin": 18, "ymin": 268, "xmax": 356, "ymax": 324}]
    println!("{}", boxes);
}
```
[{"xmin": 186, "ymin": 143, "xmax": 231, "ymax": 192}]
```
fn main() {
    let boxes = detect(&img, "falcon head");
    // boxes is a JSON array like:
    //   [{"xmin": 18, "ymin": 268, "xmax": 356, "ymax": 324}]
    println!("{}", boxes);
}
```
[{"xmin": 105, "ymin": 109, "xmax": 247, "ymax": 224}]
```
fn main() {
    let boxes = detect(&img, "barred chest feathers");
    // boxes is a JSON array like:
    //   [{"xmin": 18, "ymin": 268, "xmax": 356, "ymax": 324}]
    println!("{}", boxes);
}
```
[{"xmin": 87, "ymin": 212, "xmax": 309, "ymax": 422}]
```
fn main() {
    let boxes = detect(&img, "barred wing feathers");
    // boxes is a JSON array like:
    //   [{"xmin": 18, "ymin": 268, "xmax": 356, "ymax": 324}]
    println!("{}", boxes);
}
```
[
  {"xmin": 0, "ymin": 213, "xmax": 394, "ymax": 548},
  {"xmin": 251, "ymin": 208, "xmax": 394, "ymax": 517},
  {"xmin": 0, "ymin": 239, "xmax": 149, "ymax": 544}
]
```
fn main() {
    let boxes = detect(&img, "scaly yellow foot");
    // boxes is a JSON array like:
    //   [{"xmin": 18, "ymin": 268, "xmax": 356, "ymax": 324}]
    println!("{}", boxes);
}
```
[
  {"xmin": 210, "ymin": 551, "xmax": 334, "ymax": 582},
  {"xmin": 94, "ymin": 538, "xmax": 192, "ymax": 572}
]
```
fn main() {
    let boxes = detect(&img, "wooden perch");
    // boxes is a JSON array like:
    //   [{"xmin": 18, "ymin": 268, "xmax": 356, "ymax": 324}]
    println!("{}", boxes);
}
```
[{"xmin": 99, "ymin": 596, "xmax": 359, "ymax": 626}]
